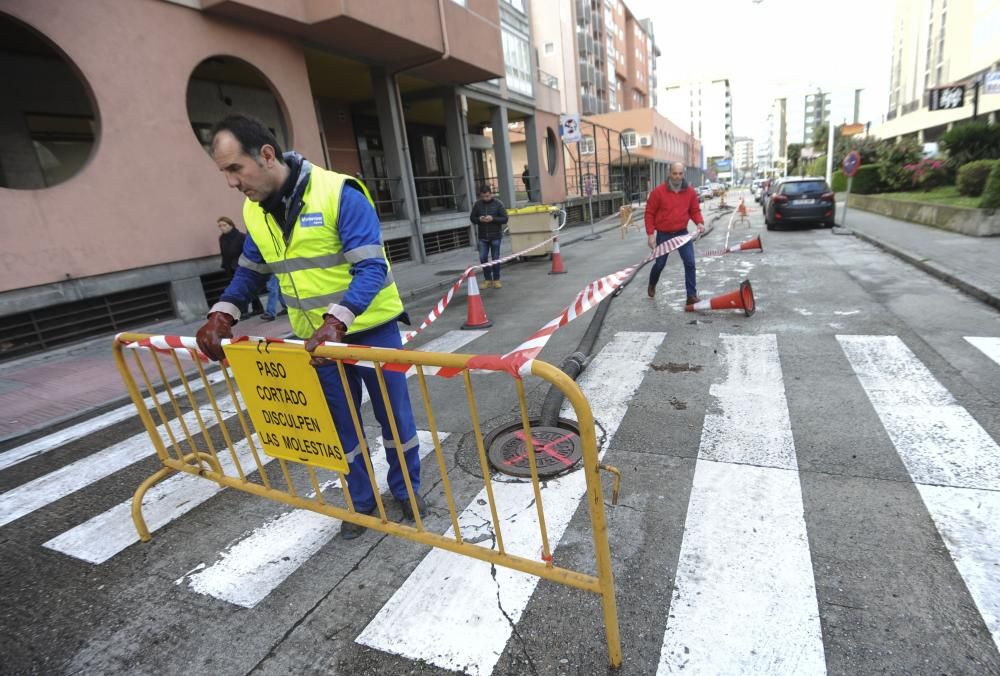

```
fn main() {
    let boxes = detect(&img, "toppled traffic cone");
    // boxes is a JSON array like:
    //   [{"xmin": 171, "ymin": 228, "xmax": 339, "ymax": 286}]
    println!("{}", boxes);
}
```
[
  {"xmin": 686, "ymin": 280, "xmax": 756, "ymax": 317},
  {"xmin": 549, "ymin": 238, "xmax": 567, "ymax": 274},
  {"xmin": 462, "ymin": 274, "xmax": 493, "ymax": 329},
  {"xmin": 727, "ymin": 235, "xmax": 762, "ymax": 253}
]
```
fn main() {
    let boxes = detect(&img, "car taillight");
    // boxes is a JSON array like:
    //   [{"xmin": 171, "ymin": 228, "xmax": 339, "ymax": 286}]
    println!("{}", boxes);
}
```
[
  {"xmin": 772, "ymin": 195, "xmax": 788, "ymax": 203},
  {"xmin": 821, "ymin": 192, "xmax": 834, "ymax": 201}
]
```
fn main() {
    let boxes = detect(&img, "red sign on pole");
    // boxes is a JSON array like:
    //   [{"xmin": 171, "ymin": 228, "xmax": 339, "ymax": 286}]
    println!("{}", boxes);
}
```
[{"xmin": 842, "ymin": 151, "xmax": 861, "ymax": 178}]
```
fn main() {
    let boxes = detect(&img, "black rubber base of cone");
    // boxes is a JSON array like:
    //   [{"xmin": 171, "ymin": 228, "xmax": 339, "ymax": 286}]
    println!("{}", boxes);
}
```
[
  {"xmin": 462, "ymin": 320, "xmax": 492, "ymax": 329},
  {"xmin": 548, "ymin": 270, "xmax": 567, "ymax": 275}
]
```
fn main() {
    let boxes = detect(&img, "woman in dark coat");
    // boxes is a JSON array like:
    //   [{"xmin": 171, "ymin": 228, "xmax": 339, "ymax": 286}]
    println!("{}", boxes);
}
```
[{"xmin": 217, "ymin": 216, "xmax": 264, "ymax": 315}]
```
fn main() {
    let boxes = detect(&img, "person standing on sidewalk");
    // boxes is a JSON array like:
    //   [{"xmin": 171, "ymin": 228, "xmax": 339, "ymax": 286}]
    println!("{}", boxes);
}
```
[
  {"xmin": 470, "ymin": 185, "xmax": 508, "ymax": 288},
  {"xmin": 260, "ymin": 274, "xmax": 286, "ymax": 321},
  {"xmin": 217, "ymin": 217, "xmax": 264, "ymax": 316},
  {"xmin": 645, "ymin": 162, "xmax": 705, "ymax": 302},
  {"xmin": 196, "ymin": 114, "xmax": 422, "ymax": 540}
]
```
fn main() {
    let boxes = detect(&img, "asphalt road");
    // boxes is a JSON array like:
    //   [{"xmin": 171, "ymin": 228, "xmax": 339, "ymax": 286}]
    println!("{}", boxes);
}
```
[{"xmin": 2, "ymin": 193, "xmax": 999, "ymax": 675}]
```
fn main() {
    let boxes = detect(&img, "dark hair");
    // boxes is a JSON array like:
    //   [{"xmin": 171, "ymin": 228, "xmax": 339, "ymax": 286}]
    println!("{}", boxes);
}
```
[
  {"xmin": 217, "ymin": 216, "xmax": 236, "ymax": 228},
  {"xmin": 478, "ymin": 184, "xmax": 493, "ymax": 195},
  {"xmin": 210, "ymin": 114, "xmax": 285, "ymax": 163}
]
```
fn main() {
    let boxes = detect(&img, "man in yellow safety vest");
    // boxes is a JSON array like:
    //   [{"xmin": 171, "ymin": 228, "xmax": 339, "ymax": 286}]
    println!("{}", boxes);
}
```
[{"xmin": 195, "ymin": 114, "xmax": 422, "ymax": 540}]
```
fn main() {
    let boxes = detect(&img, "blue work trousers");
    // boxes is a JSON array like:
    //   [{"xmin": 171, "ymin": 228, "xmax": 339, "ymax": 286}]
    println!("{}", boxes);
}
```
[
  {"xmin": 313, "ymin": 320, "xmax": 420, "ymax": 513},
  {"xmin": 648, "ymin": 230, "xmax": 697, "ymax": 298},
  {"xmin": 478, "ymin": 238, "xmax": 502, "ymax": 280}
]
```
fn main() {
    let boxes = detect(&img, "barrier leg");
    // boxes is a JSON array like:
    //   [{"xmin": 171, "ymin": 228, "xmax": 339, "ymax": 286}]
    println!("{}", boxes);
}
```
[{"xmin": 132, "ymin": 465, "xmax": 177, "ymax": 542}]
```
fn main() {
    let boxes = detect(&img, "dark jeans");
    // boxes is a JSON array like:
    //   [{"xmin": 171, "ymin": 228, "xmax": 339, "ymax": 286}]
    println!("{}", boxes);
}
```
[
  {"xmin": 648, "ymin": 230, "xmax": 697, "ymax": 297},
  {"xmin": 478, "ymin": 238, "xmax": 502, "ymax": 280}
]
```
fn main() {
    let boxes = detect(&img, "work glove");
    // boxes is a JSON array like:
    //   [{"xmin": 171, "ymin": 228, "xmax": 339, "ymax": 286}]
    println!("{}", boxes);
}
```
[
  {"xmin": 195, "ymin": 311, "xmax": 234, "ymax": 361},
  {"xmin": 305, "ymin": 314, "xmax": 348, "ymax": 367}
]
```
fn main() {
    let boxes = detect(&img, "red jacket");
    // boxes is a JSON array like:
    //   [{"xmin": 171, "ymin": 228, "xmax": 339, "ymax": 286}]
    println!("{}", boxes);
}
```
[{"xmin": 644, "ymin": 182, "xmax": 704, "ymax": 234}]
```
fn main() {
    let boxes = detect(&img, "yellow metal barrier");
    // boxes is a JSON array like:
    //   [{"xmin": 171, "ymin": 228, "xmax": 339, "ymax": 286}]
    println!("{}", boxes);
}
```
[{"xmin": 113, "ymin": 332, "xmax": 622, "ymax": 667}]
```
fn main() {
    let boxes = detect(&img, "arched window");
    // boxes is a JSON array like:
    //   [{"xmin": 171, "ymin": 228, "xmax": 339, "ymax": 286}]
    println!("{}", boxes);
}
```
[
  {"xmin": 0, "ymin": 13, "xmax": 100, "ymax": 189},
  {"xmin": 186, "ymin": 56, "xmax": 289, "ymax": 154}
]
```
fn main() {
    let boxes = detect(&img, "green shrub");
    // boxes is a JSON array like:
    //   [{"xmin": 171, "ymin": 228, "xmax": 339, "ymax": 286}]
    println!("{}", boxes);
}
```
[
  {"xmin": 980, "ymin": 161, "xmax": 1000, "ymax": 208},
  {"xmin": 849, "ymin": 164, "xmax": 882, "ymax": 194},
  {"xmin": 941, "ymin": 122, "xmax": 1000, "ymax": 168},
  {"xmin": 878, "ymin": 139, "xmax": 923, "ymax": 191},
  {"xmin": 832, "ymin": 170, "xmax": 847, "ymax": 192},
  {"xmin": 956, "ymin": 159, "xmax": 997, "ymax": 196},
  {"xmin": 808, "ymin": 157, "xmax": 827, "ymax": 177}
]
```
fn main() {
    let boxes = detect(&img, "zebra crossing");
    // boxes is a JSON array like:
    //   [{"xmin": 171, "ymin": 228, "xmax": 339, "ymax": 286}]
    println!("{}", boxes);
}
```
[{"xmin": 2, "ymin": 329, "xmax": 1000, "ymax": 673}]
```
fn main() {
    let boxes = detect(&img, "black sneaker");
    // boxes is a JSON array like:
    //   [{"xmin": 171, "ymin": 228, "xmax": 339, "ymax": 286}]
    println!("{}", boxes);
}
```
[
  {"xmin": 260, "ymin": 313, "xmax": 275, "ymax": 321},
  {"xmin": 396, "ymin": 494, "xmax": 426, "ymax": 521},
  {"xmin": 341, "ymin": 507, "xmax": 375, "ymax": 540}
]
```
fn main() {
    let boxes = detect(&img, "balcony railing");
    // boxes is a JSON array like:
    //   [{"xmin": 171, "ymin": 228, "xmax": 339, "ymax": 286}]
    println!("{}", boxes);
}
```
[
  {"xmin": 413, "ymin": 175, "xmax": 466, "ymax": 215},
  {"xmin": 537, "ymin": 69, "xmax": 559, "ymax": 89},
  {"xmin": 356, "ymin": 175, "xmax": 404, "ymax": 220}
]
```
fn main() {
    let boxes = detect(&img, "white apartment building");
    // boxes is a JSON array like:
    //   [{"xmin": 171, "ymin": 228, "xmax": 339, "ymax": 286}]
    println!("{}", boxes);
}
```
[{"xmin": 875, "ymin": 0, "xmax": 1000, "ymax": 142}]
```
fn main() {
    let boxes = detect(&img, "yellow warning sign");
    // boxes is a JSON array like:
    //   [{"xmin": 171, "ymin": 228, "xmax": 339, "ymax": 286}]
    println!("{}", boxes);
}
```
[{"xmin": 223, "ymin": 341, "xmax": 348, "ymax": 473}]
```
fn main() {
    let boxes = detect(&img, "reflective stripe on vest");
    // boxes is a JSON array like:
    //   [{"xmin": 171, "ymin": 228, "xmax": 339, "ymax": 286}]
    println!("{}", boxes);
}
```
[{"xmin": 242, "ymin": 169, "xmax": 404, "ymax": 338}]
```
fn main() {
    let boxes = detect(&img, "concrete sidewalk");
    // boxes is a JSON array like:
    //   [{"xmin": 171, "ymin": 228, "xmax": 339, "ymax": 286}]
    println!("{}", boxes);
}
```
[
  {"xmin": 0, "ymin": 207, "xmax": 640, "ymax": 444},
  {"xmin": 836, "ymin": 201, "xmax": 1000, "ymax": 311}
]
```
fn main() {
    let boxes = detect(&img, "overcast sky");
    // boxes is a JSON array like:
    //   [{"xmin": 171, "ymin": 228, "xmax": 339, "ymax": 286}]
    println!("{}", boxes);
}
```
[{"xmin": 626, "ymin": 0, "xmax": 896, "ymax": 143}]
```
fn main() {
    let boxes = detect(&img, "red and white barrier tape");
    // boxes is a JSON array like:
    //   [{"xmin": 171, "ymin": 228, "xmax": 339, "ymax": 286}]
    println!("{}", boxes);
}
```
[
  {"xmin": 465, "ymin": 233, "xmax": 692, "ymax": 378},
  {"xmin": 400, "ymin": 222, "xmax": 564, "ymax": 344}
]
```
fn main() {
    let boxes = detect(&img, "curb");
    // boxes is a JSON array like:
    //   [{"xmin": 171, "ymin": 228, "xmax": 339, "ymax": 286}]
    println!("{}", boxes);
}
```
[{"xmin": 850, "ymin": 229, "xmax": 1000, "ymax": 312}]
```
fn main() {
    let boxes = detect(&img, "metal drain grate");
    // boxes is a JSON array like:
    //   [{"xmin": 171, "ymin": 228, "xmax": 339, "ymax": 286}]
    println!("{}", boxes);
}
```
[{"xmin": 0, "ymin": 282, "xmax": 175, "ymax": 362}]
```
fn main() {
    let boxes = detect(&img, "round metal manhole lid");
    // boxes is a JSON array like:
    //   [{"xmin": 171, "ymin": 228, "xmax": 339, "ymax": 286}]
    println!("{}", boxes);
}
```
[{"xmin": 486, "ymin": 423, "xmax": 583, "ymax": 478}]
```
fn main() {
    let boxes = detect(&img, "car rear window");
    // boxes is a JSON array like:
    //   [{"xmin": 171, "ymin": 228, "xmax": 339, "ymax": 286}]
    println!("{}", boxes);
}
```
[{"xmin": 780, "ymin": 180, "xmax": 828, "ymax": 196}]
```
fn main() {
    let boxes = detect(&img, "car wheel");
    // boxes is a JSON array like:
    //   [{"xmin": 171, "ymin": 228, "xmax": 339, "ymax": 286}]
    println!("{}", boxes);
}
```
[{"xmin": 824, "ymin": 220, "xmax": 835, "ymax": 228}]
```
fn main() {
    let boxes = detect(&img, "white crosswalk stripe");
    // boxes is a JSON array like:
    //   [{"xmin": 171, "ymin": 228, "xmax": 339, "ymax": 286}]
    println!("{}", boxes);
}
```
[
  {"xmin": 178, "ymin": 431, "xmax": 447, "ymax": 608},
  {"xmin": 839, "ymin": 335, "xmax": 1000, "ymax": 653},
  {"xmin": 657, "ymin": 334, "xmax": 825, "ymax": 675},
  {"xmin": 0, "ymin": 368, "xmax": 226, "ymax": 472},
  {"xmin": 356, "ymin": 331, "xmax": 665, "ymax": 676},
  {"xmin": 966, "ymin": 336, "xmax": 1000, "ymax": 367}
]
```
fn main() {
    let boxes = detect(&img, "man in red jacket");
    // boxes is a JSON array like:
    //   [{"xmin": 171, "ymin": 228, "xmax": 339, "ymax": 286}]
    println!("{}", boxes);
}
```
[{"xmin": 645, "ymin": 162, "xmax": 705, "ymax": 302}]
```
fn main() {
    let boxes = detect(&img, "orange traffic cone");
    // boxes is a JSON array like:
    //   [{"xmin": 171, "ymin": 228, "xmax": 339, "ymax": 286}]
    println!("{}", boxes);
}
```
[
  {"xmin": 549, "ymin": 238, "xmax": 567, "ymax": 274},
  {"xmin": 727, "ymin": 235, "xmax": 762, "ymax": 253},
  {"xmin": 686, "ymin": 280, "xmax": 756, "ymax": 317},
  {"xmin": 462, "ymin": 274, "xmax": 493, "ymax": 329},
  {"xmin": 737, "ymin": 198, "xmax": 748, "ymax": 218}
]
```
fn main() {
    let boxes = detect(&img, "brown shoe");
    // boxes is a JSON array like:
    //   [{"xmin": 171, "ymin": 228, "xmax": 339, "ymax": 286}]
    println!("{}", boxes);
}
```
[
  {"xmin": 686, "ymin": 295, "xmax": 701, "ymax": 305},
  {"xmin": 647, "ymin": 284, "xmax": 656, "ymax": 298}
]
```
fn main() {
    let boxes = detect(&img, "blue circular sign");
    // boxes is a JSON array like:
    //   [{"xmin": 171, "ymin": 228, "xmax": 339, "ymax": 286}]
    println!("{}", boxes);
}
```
[{"xmin": 843, "ymin": 150, "xmax": 861, "ymax": 178}]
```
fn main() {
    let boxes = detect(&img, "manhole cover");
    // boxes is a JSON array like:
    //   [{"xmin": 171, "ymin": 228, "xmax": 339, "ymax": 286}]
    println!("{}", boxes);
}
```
[{"xmin": 485, "ymin": 419, "xmax": 583, "ymax": 478}]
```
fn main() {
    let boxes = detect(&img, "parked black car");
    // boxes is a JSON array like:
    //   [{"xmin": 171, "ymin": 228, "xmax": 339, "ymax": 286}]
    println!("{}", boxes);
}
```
[{"xmin": 764, "ymin": 177, "xmax": 835, "ymax": 230}]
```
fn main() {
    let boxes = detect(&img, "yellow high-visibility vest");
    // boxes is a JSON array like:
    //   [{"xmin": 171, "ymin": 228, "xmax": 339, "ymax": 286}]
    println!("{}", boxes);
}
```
[{"xmin": 241, "ymin": 168, "xmax": 403, "ymax": 339}]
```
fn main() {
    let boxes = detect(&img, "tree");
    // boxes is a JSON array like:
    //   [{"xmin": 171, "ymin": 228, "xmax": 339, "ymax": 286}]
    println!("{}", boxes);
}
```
[
  {"xmin": 786, "ymin": 143, "xmax": 803, "ymax": 174},
  {"xmin": 811, "ymin": 122, "xmax": 829, "ymax": 150}
]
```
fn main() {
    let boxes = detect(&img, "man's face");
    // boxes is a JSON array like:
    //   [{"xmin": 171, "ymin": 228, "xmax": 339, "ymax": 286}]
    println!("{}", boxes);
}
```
[
  {"xmin": 212, "ymin": 130, "xmax": 277, "ymax": 203},
  {"xmin": 670, "ymin": 166, "xmax": 685, "ymax": 183},
  {"xmin": 479, "ymin": 191, "xmax": 493, "ymax": 202}
]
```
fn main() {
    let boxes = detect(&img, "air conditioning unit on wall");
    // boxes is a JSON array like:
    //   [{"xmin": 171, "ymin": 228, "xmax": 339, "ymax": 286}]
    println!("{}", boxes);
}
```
[{"xmin": 638, "ymin": 135, "xmax": 652, "ymax": 147}]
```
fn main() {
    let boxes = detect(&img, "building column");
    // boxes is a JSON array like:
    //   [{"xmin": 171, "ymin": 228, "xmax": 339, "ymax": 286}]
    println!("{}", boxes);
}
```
[
  {"xmin": 523, "ymin": 114, "xmax": 541, "ymax": 202},
  {"xmin": 443, "ymin": 91, "xmax": 474, "ymax": 212},
  {"xmin": 490, "ymin": 105, "xmax": 516, "ymax": 207},
  {"xmin": 371, "ymin": 67, "xmax": 426, "ymax": 262}
]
